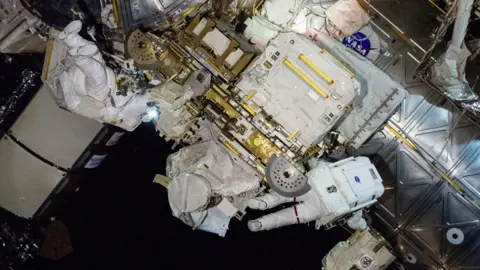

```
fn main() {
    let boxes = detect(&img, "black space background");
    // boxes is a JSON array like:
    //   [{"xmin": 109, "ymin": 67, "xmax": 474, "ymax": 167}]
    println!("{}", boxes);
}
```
[{"xmin": 24, "ymin": 124, "xmax": 350, "ymax": 270}]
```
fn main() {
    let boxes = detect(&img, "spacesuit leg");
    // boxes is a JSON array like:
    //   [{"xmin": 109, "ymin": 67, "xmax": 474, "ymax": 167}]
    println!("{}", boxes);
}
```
[
  {"xmin": 247, "ymin": 192, "xmax": 294, "ymax": 210},
  {"xmin": 248, "ymin": 200, "xmax": 319, "ymax": 232}
]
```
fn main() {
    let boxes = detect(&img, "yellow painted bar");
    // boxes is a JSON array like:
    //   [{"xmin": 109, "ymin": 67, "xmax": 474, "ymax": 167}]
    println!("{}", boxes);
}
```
[
  {"xmin": 288, "ymin": 129, "xmax": 299, "ymax": 140},
  {"xmin": 254, "ymin": 159, "xmax": 266, "ymax": 174},
  {"xmin": 426, "ymin": 0, "xmax": 446, "ymax": 14},
  {"xmin": 112, "ymin": 0, "xmax": 120, "ymax": 24},
  {"xmin": 206, "ymin": 58, "xmax": 223, "ymax": 74},
  {"xmin": 321, "ymin": 49, "xmax": 355, "ymax": 78},
  {"xmin": 43, "ymin": 39, "xmax": 55, "ymax": 81},
  {"xmin": 245, "ymin": 90, "xmax": 256, "ymax": 102},
  {"xmin": 223, "ymin": 141, "xmax": 240, "ymax": 156},
  {"xmin": 283, "ymin": 59, "xmax": 329, "ymax": 99},
  {"xmin": 183, "ymin": 3, "xmax": 199, "ymax": 17},
  {"xmin": 299, "ymin": 54, "xmax": 334, "ymax": 84},
  {"xmin": 254, "ymin": 0, "xmax": 266, "ymax": 14},
  {"xmin": 212, "ymin": 84, "xmax": 227, "ymax": 97},
  {"xmin": 385, "ymin": 124, "xmax": 417, "ymax": 151},
  {"xmin": 430, "ymin": 162, "xmax": 465, "ymax": 194},
  {"xmin": 241, "ymin": 103, "xmax": 256, "ymax": 115},
  {"xmin": 205, "ymin": 90, "xmax": 238, "ymax": 118}
]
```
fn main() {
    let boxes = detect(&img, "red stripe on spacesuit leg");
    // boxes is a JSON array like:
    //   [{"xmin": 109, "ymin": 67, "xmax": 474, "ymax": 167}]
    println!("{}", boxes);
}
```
[{"xmin": 293, "ymin": 197, "xmax": 300, "ymax": 224}]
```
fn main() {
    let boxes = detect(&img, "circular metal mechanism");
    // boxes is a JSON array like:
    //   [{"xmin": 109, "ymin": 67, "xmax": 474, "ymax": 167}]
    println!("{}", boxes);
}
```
[
  {"xmin": 405, "ymin": 253, "xmax": 417, "ymax": 264},
  {"xmin": 360, "ymin": 255, "xmax": 373, "ymax": 267},
  {"xmin": 125, "ymin": 29, "xmax": 160, "ymax": 68},
  {"xmin": 447, "ymin": 228, "xmax": 464, "ymax": 245},
  {"xmin": 265, "ymin": 155, "xmax": 310, "ymax": 197},
  {"xmin": 395, "ymin": 262, "xmax": 406, "ymax": 270}
]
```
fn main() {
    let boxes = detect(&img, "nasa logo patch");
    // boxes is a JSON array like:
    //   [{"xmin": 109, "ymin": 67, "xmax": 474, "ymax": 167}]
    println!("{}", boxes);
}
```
[
  {"xmin": 342, "ymin": 32, "xmax": 371, "ymax": 57},
  {"xmin": 354, "ymin": 176, "xmax": 361, "ymax": 183}
]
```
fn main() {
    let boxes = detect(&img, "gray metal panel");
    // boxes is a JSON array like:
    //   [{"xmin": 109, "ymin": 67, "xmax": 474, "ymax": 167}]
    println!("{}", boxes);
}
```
[
  {"xmin": 0, "ymin": 2, "xmax": 28, "ymax": 39},
  {"xmin": 404, "ymin": 183, "xmax": 480, "ymax": 265},
  {"xmin": 347, "ymin": 128, "xmax": 395, "ymax": 157},
  {"xmin": 390, "ymin": 87, "xmax": 439, "ymax": 131},
  {"xmin": 406, "ymin": 96, "xmax": 480, "ymax": 173},
  {"xmin": 375, "ymin": 133, "xmax": 442, "ymax": 229},
  {"xmin": 450, "ymin": 146, "xmax": 480, "ymax": 202},
  {"xmin": 369, "ymin": 210, "xmax": 398, "ymax": 240},
  {"xmin": 359, "ymin": 1, "xmax": 480, "ymax": 267},
  {"xmin": 10, "ymin": 86, "xmax": 103, "ymax": 169},
  {"xmin": 448, "ymin": 237, "xmax": 480, "ymax": 269},
  {"xmin": 0, "ymin": 136, "xmax": 65, "ymax": 218},
  {"xmin": 369, "ymin": 0, "xmax": 440, "ymax": 50},
  {"xmin": 394, "ymin": 233, "xmax": 441, "ymax": 269},
  {"xmin": 383, "ymin": 49, "xmax": 424, "ymax": 89},
  {"xmin": 384, "ymin": 51, "xmax": 441, "ymax": 130}
]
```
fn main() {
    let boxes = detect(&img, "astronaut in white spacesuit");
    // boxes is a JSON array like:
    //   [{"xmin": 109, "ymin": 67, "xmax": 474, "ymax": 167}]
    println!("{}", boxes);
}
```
[
  {"xmin": 52, "ymin": 20, "xmax": 162, "ymax": 132},
  {"xmin": 166, "ymin": 140, "xmax": 384, "ymax": 235},
  {"xmin": 247, "ymin": 156, "xmax": 384, "ymax": 232}
]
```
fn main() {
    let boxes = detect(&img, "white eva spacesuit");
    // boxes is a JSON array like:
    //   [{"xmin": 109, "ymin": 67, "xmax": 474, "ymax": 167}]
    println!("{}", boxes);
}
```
[
  {"xmin": 166, "ymin": 140, "xmax": 263, "ymax": 236},
  {"xmin": 55, "ymin": 21, "xmax": 157, "ymax": 131},
  {"xmin": 247, "ymin": 157, "xmax": 384, "ymax": 232}
]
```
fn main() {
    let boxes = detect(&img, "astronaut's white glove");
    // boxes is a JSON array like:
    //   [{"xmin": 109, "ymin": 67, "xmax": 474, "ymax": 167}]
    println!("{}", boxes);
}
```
[{"xmin": 247, "ymin": 161, "xmax": 369, "ymax": 232}]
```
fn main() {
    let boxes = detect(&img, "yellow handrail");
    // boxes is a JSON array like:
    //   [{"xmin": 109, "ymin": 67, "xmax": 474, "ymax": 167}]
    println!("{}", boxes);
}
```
[
  {"xmin": 426, "ymin": 0, "xmax": 446, "ymax": 15},
  {"xmin": 241, "ymin": 103, "xmax": 256, "ymax": 115},
  {"xmin": 299, "ymin": 54, "xmax": 334, "ymax": 84},
  {"xmin": 283, "ymin": 59, "xmax": 329, "ymax": 99},
  {"xmin": 385, "ymin": 124, "xmax": 417, "ymax": 151},
  {"xmin": 223, "ymin": 141, "xmax": 240, "ymax": 156},
  {"xmin": 245, "ymin": 90, "xmax": 256, "ymax": 102},
  {"xmin": 288, "ymin": 129, "xmax": 299, "ymax": 140}
]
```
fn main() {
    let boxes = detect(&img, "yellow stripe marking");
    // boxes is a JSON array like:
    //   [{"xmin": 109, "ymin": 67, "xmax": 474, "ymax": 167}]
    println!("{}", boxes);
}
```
[
  {"xmin": 241, "ymin": 103, "xmax": 256, "ymax": 115},
  {"xmin": 426, "ymin": 0, "xmax": 446, "ymax": 14},
  {"xmin": 430, "ymin": 163, "xmax": 464, "ymax": 193},
  {"xmin": 288, "ymin": 129, "xmax": 299, "ymax": 140},
  {"xmin": 212, "ymin": 84, "xmax": 227, "ymax": 97},
  {"xmin": 245, "ymin": 90, "xmax": 256, "ymax": 102},
  {"xmin": 206, "ymin": 58, "xmax": 222, "ymax": 74},
  {"xmin": 321, "ymin": 49, "xmax": 355, "ymax": 79},
  {"xmin": 182, "ymin": 3, "xmax": 199, "ymax": 17},
  {"xmin": 112, "ymin": 0, "xmax": 120, "ymax": 24},
  {"xmin": 223, "ymin": 141, "xmax": 240, "ymax": 156}
]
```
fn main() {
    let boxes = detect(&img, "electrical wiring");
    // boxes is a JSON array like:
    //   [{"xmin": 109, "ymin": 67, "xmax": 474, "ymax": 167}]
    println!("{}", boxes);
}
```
[
  {"xmin": 310, "ymin": 0, "xmax": 333, "ymax": 10},
  {"xmin": 304, "ymin": 5, "xmax": 326, "ymax": 18}
]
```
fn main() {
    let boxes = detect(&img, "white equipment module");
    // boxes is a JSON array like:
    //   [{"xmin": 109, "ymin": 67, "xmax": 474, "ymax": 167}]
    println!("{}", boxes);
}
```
[
  {"xmin": 236, "ymin": 32, "xmax": 359, "ymax": 147},
  {"xmin": 315, "ymin": 157, "xmax": 384, "ymax": 227}
]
